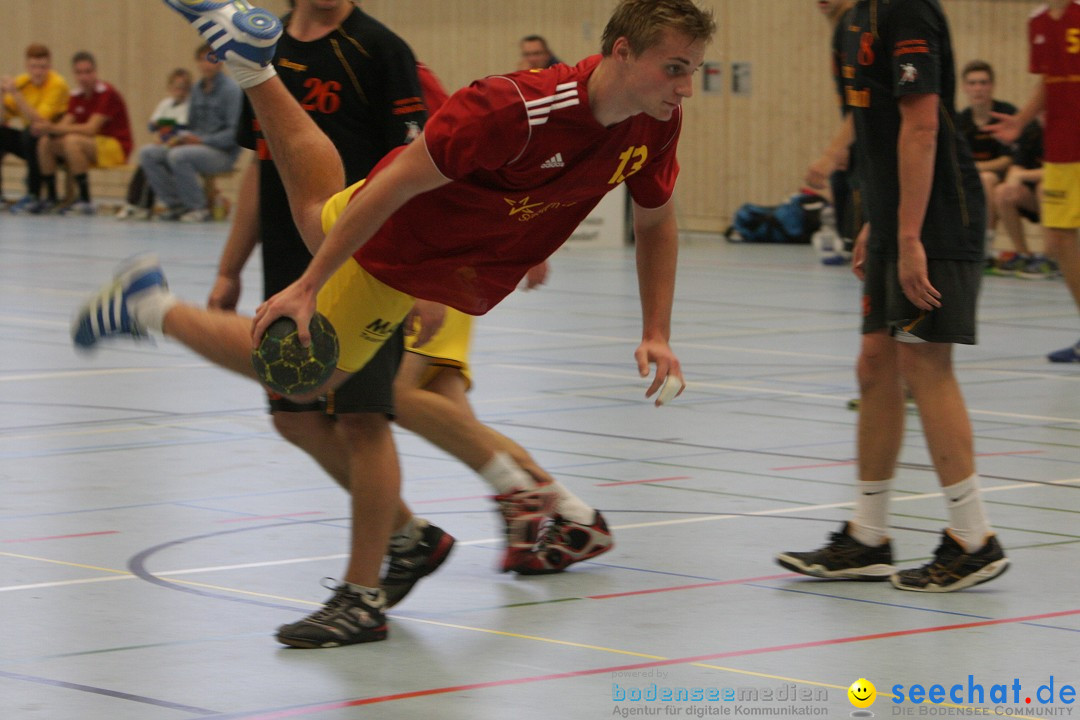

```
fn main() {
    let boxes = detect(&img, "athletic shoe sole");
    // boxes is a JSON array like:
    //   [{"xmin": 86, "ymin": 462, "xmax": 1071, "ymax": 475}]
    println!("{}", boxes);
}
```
[{"xmin": 890, "ymin": 558, "xmax": 1010, "ymax": 593}]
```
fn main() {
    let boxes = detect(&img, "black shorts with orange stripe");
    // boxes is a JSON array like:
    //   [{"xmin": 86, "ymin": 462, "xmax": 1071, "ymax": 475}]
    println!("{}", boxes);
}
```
[{"xmin": 861, "ymin": 252, "xmax": 981, "ymax": 345}]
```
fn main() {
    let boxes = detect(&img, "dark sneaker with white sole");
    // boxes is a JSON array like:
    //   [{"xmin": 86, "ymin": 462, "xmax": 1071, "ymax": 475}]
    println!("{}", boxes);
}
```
[
  {"xmin": 891, "ymin": 531, "xmax": 1008, "ymax": 593},
  {"xmin": 776, "ymin": 522, "xmax": 894, "ymax": 580},
  {"xmin": 276, "ymin": 581, "xmax": 388, "ymax": 649}
]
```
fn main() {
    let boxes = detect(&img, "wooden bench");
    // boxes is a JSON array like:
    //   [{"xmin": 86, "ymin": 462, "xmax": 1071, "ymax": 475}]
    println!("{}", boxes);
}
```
[{"xmin": 3, "ymin": 152, "xmax": 247, "ymax": 218}]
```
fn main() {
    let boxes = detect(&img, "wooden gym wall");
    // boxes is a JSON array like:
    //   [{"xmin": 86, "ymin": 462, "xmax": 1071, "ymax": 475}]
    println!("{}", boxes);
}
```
[{"xmin": 3, "ymin": 0, "xmax": 1038, "ymax": 232}]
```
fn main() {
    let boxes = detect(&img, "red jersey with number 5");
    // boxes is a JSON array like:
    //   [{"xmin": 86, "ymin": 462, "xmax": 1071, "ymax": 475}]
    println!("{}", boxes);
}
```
[
  {"xmin": 352, "ymin": 54, "xmax": 682, "ymax": 315},
  {"xmin": 1030, "ymin": 1, "xmax": 1080, "ymax": 162}
]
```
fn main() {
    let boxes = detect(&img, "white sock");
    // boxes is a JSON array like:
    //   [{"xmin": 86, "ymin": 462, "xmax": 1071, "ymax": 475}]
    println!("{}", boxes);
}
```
[
  {"xmin": 849, "ymin": 478, "xmax": 891, "ymax": 547},
  {"xmin": 944, "ymin": 474, "xmax": 992, "ymax": 553},
  {"xmin": 479, "ymin": 452, "xmax": 536, "ymax": 495},
  {"xmin": 131, "ymin": 290, "xmax": 178, "ymax": 334},
  {"xmin": 550, "ymin": 484, "xmax": 596, "ymax": 525},
  {"xmin": 388, "ymin": 516, "xmax": 425, "ymax": 554},
  {"xmin": 228, "ymin": 62, "xmax": 277, "ymax": 90}
]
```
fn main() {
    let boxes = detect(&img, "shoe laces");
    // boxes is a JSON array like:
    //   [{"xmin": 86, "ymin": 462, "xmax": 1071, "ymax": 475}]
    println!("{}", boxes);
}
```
[{"xmin": 531, "ymin": 515, "xmax": 563, "ymax": 552}]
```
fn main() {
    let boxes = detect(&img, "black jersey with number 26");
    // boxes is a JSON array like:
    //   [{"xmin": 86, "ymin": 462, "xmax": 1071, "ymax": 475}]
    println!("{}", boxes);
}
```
[{"xmin": 238, "ymin": 7, "xmax": 429, "ymax": 298}]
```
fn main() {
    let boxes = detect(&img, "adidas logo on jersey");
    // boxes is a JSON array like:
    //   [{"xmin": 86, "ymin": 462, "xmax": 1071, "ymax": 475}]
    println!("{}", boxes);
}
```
[{"xmin": 541, "ymin": 153, "xmax": 565, "ymax": 169}]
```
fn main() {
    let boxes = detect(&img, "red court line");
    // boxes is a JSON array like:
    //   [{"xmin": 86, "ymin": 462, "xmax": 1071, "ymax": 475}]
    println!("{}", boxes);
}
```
[
  {"xmin": 234, "ymin": 606, "xmax": 1080, "ymax": 719},
  {"xmin": 216, "ymin": 512, "xmax": 325, "ymax": 524},
  {"xmin": 596, "ymin": 476, "xmax": 691, "ymax": 487},
  {"xmin": 2, "ymin": 531, "xmax": 119, "ymax": 544},
  {"xmin": 586, "ymin": 572, "xmax": 799, "ymax": 600},
  {"xmin": 772, "ymin": 450, "xmax": 1043, "ymax": 472}
]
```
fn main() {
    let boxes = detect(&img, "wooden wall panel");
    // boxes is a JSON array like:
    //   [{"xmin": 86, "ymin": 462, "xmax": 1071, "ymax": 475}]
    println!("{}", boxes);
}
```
[{"xmin": 3, "ymin": 0, "xmax": 1039, "ymax": 232}]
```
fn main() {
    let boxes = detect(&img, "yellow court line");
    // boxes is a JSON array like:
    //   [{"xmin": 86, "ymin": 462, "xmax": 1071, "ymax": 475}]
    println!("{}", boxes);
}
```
[{"xmin": 0, "ymin": 550, "xmax": 132, "ymax": 576}]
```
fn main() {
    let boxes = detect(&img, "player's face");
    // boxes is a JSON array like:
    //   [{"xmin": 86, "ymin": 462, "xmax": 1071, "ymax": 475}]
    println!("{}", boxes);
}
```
[
  {"xmin": 962, "ymin": 71, "xmax": 993, "ymax": 105},
  {"xmin": 816, "ymin": 0, "xmax": 841, "ymax": 16},
  {"xmin": 168, "ymin": 77, "xmax": 190, "ymax": 102},
  {"xmin": 300, "ymin": 0, "xmax": 347, "ymax": 11},
  {"xmin": 622, "ymin": 29, "xmax": 705, "ymax": 122},
  {"xmin": 196, "ymin": 53, "xmax": 219, "ymax": 79},
  {"xmin": 72, "ymin": 60, "xmax": 97, "ymax": 92},
  {"xmin": 25, "ymin": 57, "xmax": 50, "ymax": 86},
  {"xmin": 521, "ymin": 40, "xmax": 551, "ymax": 69}
]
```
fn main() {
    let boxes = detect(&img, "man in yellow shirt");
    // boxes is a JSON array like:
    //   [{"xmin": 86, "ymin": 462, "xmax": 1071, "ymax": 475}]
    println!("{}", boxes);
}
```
[{"xmin": 1, "ymin": 43, "xmax": 70, "ymax": 210}]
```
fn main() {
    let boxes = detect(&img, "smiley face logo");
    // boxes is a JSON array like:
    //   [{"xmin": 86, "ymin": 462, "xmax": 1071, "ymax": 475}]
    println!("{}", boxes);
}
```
[{"xmin": 848, "ymin": 678, "xmax": 877, "ymax": 708}]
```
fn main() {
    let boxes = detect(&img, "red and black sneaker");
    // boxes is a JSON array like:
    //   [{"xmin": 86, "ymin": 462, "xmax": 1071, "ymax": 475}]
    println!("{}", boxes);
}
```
[
  {"xmin": 508, "ymin": 511, "xmax": 614, "ymax": 575},
  {"xmin": 381, "ymin": 520, "xmax": 456, "ymax": 608},
  {"xmin": 495, "ymin": 484, "xmax": 556, "ymax": 572}
]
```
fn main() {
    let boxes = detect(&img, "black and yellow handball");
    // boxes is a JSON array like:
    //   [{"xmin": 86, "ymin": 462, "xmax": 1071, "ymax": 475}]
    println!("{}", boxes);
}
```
[{"xmin": 252, "ymin": 313, "xmax": 339, "ymax": 396}]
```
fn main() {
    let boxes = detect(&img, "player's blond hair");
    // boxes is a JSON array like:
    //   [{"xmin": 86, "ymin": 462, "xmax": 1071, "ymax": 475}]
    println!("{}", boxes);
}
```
[{"xmin": 601, "ymin": 0, "xmax": 716, "ymax": 57}]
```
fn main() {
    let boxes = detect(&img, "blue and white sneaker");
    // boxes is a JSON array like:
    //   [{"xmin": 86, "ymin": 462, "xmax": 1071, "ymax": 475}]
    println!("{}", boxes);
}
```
[
  {"xmin": 162, "ymin": 0, "xmax": 281, "ymax": 70},
  {"xmin": 1047, "ymin": 339, "xmax": 1080, "ymax": 364},
  {"xmin": 72, "ymin": 255, "xmax": 168, "ymax": 349}
]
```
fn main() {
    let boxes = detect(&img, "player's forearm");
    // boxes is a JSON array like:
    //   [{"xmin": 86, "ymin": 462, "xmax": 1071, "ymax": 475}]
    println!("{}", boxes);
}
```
[
  {"xmin": 217, "ymin": 161, "xmax": 260, "ymax": 278},
  {"xmin": 897, "ymin": 100, "xmax": 938, "ymax": 244},
  {"xmin": 635, "ymin": 210, "xmax": 679, "ymax": 343},
  {"xmin": 1013, "ymin": 82, "xmax": 1046, "ymax": 130},
  {"xmin": 978, "ymin": 156, "xmax": 1012, "ymax": 174}
]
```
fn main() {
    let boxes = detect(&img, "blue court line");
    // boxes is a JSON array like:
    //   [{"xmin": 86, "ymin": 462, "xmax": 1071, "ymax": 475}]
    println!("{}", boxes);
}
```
[
  {"xmin": 0, "ymin": 633, "xmax": 271, "ymax": 668},
  {"xmin": 0, "ymin": 668, "xmax": 219, "ymax": 715}
]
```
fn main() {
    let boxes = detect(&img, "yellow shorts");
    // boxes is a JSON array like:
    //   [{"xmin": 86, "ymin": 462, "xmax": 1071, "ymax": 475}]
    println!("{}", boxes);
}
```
[
  {"xmin": 406, "ymin": 307, "xmax": 474, "ymax": 389},
  {"xmin": 1041, "ymin": 162, "xmax": 1080, "ymax": 229},
  {"xmin": 317, "ymin": 182, "xmax": 415, "ymax": 373},
  {"xmin": 93, "ymin": 136, "xmax": 126, "ymax": 169}
]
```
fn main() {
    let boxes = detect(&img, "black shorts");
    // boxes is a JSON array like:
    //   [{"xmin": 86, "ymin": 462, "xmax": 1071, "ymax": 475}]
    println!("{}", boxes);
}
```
[
  {"xmin": 267, "ymin": 324, "xmax": 404, "ymax": 416},
  {"xmin": 861, "ymin": 253, "xmax": 981, "ymax": 345}
]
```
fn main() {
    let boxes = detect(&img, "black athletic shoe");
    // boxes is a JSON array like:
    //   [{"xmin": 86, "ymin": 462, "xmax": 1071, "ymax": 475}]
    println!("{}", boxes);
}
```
[
  {"xmin": 276, "ymin": 582, "xmax": 388, "ymax": 649},
  {"xmin": 381, "ymin": 521, "xmax": 456, "ymax": 608},
  {"xmin": 891, "ymin": 531, "xmax": 1009, "ymax": 593},
  {"xmin": 776, "ymin": 522, "xmax": 894, "ymax": 580}
]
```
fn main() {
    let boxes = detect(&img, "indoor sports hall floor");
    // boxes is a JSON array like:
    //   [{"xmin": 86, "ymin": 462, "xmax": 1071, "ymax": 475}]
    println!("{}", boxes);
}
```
[{"xmin": 2, "ymin": 214, "xmax": 1078, "ymax": 720}]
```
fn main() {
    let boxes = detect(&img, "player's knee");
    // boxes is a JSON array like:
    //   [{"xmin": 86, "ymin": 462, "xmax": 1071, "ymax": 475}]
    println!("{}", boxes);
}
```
[{"xmin": 856, "ymin": 343, "xmax": 894, "ymax": 393}]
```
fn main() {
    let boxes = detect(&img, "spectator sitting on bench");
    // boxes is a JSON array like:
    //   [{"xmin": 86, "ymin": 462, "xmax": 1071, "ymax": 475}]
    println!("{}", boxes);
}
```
[
  {"xmin": 36, "ymin": 51, "xmax": 133, "ymax": 215},
  {"xmin": 138, "ymin": 43, "xmax": 241, "ymax": 222},
  {"xmin": 117, "ymin": 68, "xmax": 192, "ymax": 220},
  {"xmin": 1, "ymin": 43, "xmax": 70, "ymax": 212}
]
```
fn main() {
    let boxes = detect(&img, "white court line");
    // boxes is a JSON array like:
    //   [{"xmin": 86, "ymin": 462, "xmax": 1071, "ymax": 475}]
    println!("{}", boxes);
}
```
[
  {"xmin": 0, "ymin": 363, "xmax": 210, "ymax": 383},
  {"xmin": 494, "ymin": 363, "xmax": 1080, "ymax": 425},
  {"xmin": 3, "ymin": 477, "xmax": 1076, "ymax": 594}
]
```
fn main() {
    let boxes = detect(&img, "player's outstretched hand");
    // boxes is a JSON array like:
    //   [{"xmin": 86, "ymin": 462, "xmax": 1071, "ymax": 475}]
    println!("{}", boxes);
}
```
[
  {"xmin": 522, "ymin": 261, "xmax": 550, "ymax": 290},
  {"xmin": 635, "ymin": 339, "xmax": 685, "ymax": 407},
  {"xmin": 253, "ymin": 281, "xmax": 317, "ymax": 348},
  {"xmin": 405, "ymin": 299, "xmax": 447, "ymax": 348},
  {"xmin": 986, "ymin": 111, "xmax": 1022, "ymax": 145},
  {"xmin": 208, "ymin": 274, "xmax": 241, "ymax": 312}
]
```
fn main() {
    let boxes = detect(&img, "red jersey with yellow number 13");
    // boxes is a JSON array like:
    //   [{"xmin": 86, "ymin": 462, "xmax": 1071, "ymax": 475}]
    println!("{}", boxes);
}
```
[
  {"xmin": 1030, "ymin": 0, "xmax": 1080, "ymax": 162},
  {"xmin": 352, "ymin": 54, "xmax": 682, "ymax": 316}
]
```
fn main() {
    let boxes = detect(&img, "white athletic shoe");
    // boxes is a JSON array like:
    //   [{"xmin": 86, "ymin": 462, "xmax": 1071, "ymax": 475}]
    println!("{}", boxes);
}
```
[{"xmin": 162, "ymin": 0, "xmax": 281, "ymax": 71}]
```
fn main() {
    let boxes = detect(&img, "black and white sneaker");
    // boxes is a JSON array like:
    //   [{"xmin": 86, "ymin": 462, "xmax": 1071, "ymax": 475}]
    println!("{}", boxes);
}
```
[
  {"xmin": 276, "ymin": 581, "xmax": 388, "ymax": 649},
  {"xmin": 776, "ymin": 522, "xmax": 895, "ymax": 580},
  {"xmin": 381, "ymin": 520, "xmax": 455, "ymax": 608},
  {"xmin": 891, "ymin": 531, "xmax": 1008, "ymax": 593}
]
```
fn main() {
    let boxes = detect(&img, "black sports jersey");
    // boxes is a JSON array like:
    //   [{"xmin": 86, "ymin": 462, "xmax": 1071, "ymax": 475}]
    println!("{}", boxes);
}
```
[
  {"xmin": 956, "ymin": 100, "xmax": 1017, "ymax": 163},
  {"xmin": 237, "ymin": 6, "xmax": 428, "ymax": 298},
  {"xmin": 841, "ymin": 0, "xmax": 984, "ymax": 260}
]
